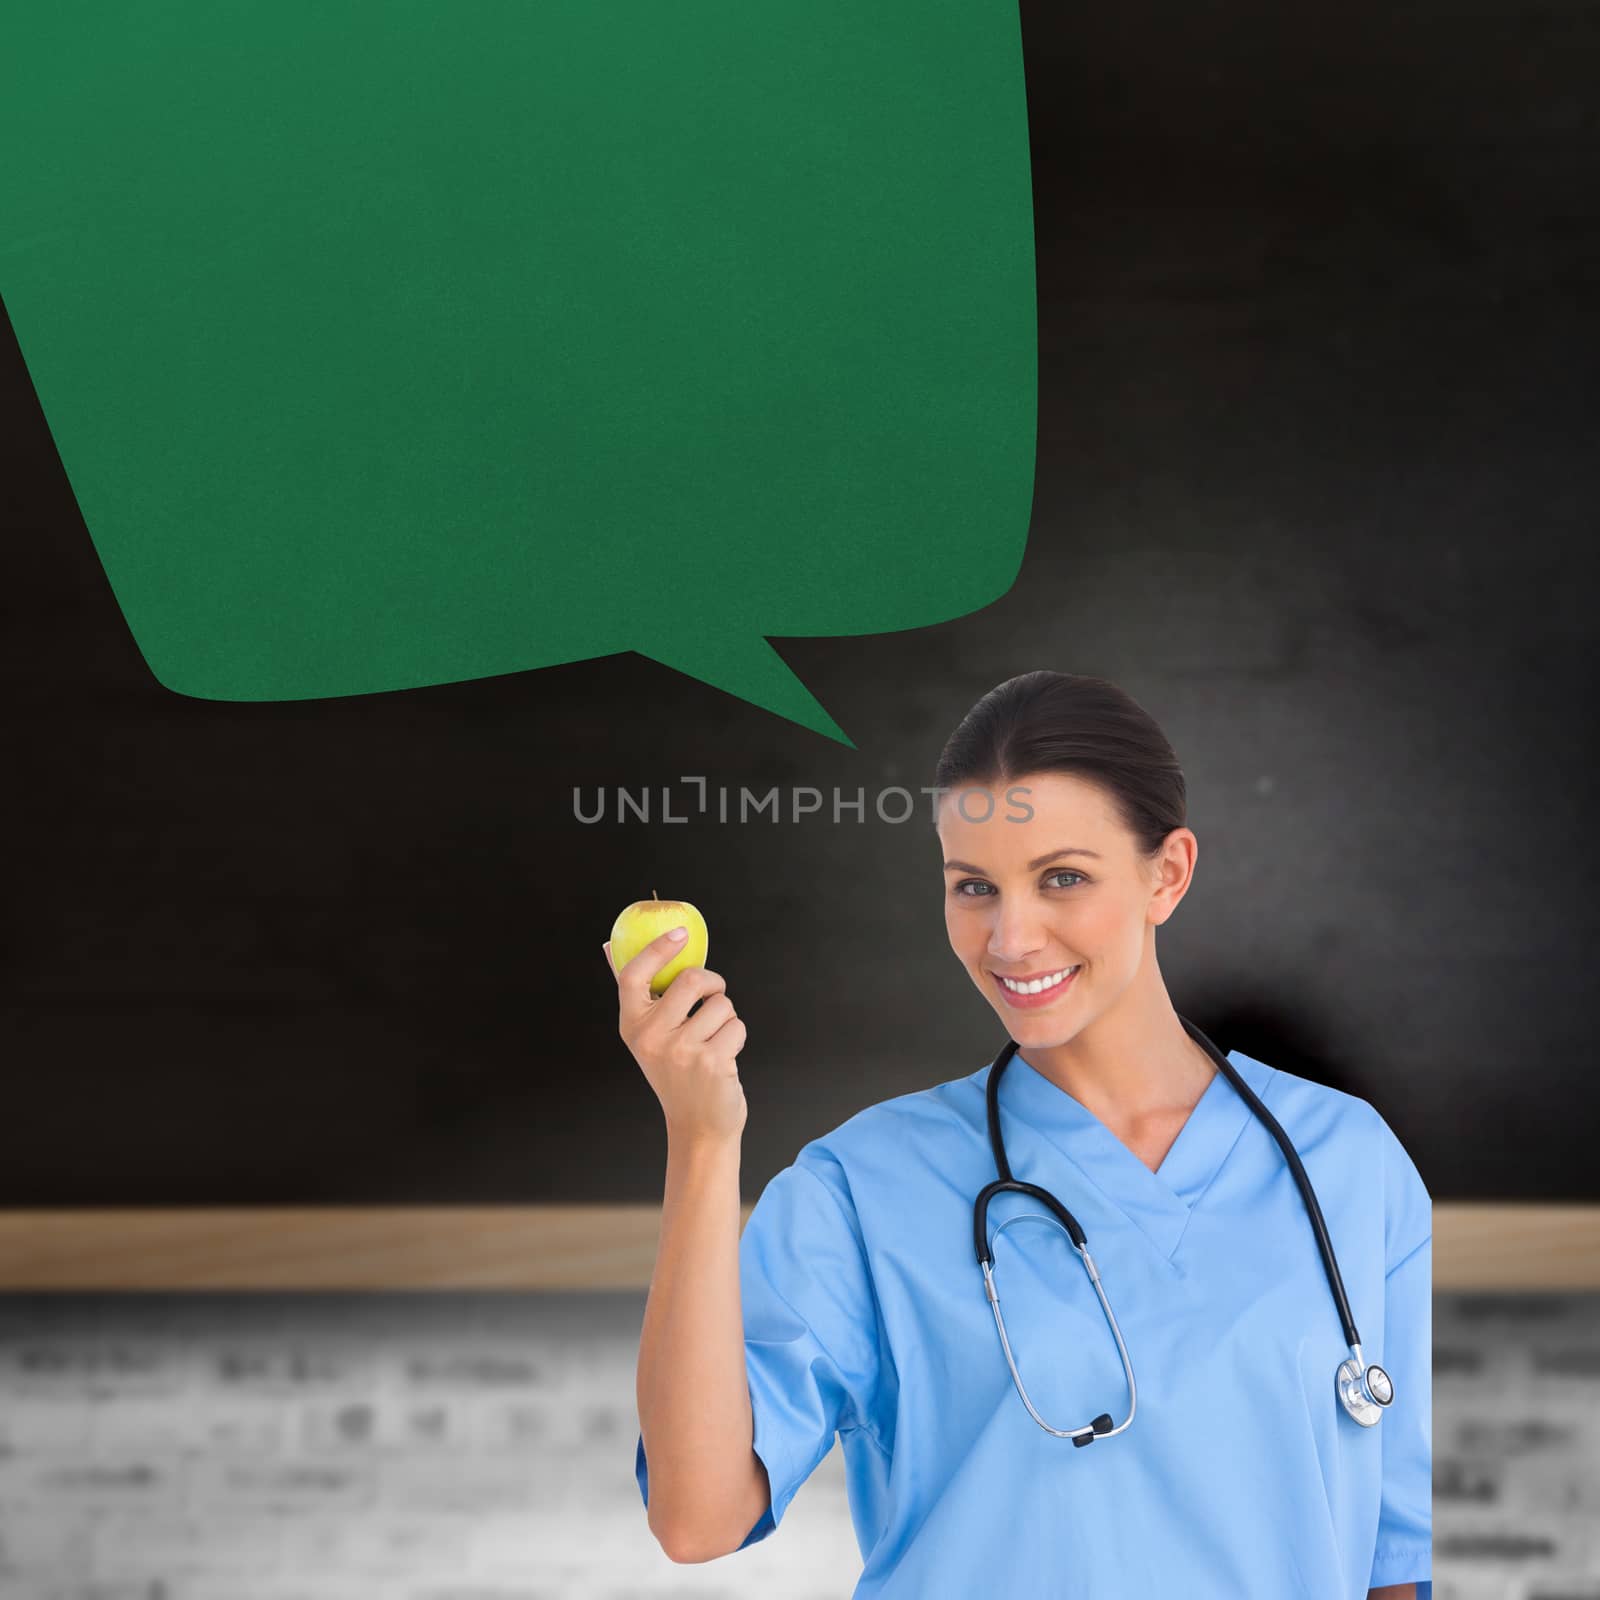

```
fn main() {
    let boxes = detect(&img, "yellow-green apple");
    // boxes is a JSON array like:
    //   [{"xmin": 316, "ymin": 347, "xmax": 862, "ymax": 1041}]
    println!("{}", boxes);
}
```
[{"xmin": 609, "ymin": 892, "xmax": 709, "ymax": 996}]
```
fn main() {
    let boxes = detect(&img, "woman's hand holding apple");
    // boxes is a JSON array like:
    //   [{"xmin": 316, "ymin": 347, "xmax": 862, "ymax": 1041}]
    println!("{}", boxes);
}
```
[{"xmin": 605, "ymin": 927, "xmax": 748, "ymax": 1145}]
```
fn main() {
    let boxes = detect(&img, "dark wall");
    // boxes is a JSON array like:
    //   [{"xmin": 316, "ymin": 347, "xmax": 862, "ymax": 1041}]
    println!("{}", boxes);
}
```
[{"xmin": 3, "ymin": 0, "xmax": 1594, "ymax": 1203}]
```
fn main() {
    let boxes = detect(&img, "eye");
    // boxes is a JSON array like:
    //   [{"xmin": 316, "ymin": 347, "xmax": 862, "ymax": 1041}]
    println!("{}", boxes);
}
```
[{"xmin": 952, "ymin": 870, "xmax": 1087, "ymax": 898}]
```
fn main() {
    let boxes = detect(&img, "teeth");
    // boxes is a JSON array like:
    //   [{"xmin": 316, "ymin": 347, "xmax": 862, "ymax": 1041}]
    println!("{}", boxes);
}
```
[{"xmin": 999, "ymin": 966, "xmax": 1080, "ymax": 995}]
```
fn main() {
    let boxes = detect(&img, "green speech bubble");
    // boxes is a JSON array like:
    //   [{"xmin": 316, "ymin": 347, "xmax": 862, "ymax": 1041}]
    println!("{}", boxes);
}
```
[{"xmin": 0, "ymin": 1, "xmax": 1035, "ymax": 746}]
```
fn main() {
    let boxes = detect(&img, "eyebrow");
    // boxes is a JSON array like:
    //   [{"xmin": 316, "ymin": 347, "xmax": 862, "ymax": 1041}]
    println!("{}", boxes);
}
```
[{"xmin": 942, "ymin": 846, "xmax": 1103, "ymax": 874}]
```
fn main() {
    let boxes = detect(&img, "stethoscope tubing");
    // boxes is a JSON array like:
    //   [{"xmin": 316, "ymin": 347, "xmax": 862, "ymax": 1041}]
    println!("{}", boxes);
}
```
[
  {"xmin": 1175, "ymin": 1018, "xmax": 1362, "ymax": 1350},
  {"xmin": 976, "ymin": 1016, "xmax": 1394, "ymax": 1435},
  {"xmin": 980, "ymin": 1017, "xmax": 1362, "ymax": 1361}
]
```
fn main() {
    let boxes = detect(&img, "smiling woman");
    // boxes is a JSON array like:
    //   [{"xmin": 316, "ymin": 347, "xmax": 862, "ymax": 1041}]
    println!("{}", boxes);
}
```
[
  {"xmin": 625, "ymin": 671, "xmax": 1433, "ymax": 1599},
  {"xmin": 934, "ymin": 703, "xmax": 1214, "ymax": 1171}
]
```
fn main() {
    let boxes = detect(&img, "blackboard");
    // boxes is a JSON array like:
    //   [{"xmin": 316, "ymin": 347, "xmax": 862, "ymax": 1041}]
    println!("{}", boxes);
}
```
[{"xmin": 3, "ymin": 0, "xmax": 1593, "ymax": 1204}]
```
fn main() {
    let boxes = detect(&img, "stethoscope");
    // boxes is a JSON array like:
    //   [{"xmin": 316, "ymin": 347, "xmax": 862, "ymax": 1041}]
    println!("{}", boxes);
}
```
[{"xmin": 973, "ymin": 1015, "xmax": 1394, "ymax": 1445}]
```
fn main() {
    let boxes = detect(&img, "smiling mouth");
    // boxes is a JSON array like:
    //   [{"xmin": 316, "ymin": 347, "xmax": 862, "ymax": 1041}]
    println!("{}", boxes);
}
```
[{"xmin": 991, "ymin": 964, "xmax": 1081, "ymax": 1002}]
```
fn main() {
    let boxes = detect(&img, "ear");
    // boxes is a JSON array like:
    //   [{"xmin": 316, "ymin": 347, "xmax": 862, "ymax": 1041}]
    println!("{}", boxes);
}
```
[{"xmin": 1150, "ymin": 830, "xmax": 1198, "ymax": 924}]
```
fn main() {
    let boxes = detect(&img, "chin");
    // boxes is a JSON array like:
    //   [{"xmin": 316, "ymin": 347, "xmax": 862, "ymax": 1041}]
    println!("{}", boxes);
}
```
[{"xmin": 1015, "ymin": 1015, "xmax": 1081, "ymax": 1044}]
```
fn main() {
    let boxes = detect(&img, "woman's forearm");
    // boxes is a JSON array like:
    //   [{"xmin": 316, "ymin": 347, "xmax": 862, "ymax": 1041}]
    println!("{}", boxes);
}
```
[
  {"xmin": 1368, "ymin": 1584, "xmax": 1417, "ymax": 1599},
  {"xmin": 636, "ymin": 1130, "xmax": 771, "ymax": 1561}
]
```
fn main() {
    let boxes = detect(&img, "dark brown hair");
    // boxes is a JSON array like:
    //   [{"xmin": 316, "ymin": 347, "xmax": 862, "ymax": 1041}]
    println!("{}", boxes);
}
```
[{"xmin": 932, "ymin": 671, "xmax": 1187, "ymax": 863}]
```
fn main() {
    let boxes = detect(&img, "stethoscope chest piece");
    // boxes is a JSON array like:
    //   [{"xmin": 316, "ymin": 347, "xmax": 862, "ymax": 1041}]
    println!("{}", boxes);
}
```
[{"xmin": 1336, "ymin": 1352, "xmax": 1394, "ymax": 1427}]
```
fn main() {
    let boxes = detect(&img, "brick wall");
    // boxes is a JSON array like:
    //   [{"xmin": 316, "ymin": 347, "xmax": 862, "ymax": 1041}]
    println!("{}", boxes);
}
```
[
  {"xmin": 1434, "ymin": 1295, "xmax": 1600, "ymax": 1599},
  {"xmin": 0, "ymin": 1291, "xmax": 1593, "ymax": 1598}
]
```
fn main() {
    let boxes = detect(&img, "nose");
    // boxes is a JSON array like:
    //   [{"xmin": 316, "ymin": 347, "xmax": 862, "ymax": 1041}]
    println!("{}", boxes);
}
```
[{"xmin": 985, "ymin": 895, "xmax": 1051, "ymax": 965}]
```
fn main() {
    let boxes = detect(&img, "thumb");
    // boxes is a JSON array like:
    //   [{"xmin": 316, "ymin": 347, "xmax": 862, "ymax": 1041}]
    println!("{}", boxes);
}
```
[{"xmin": 602, "ymin": 940, "xmax": 615, "ymax": 975}]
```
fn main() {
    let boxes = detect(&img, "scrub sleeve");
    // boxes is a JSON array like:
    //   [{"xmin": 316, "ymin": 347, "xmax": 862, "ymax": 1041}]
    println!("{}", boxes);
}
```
[
  {"xmin": 635, "ymin": 1147, "xmax": 887, "ymax": 1551},
  {"xmin": 1367, "ymin": 1114, "xmax": 1434, "ymax": 1600}
]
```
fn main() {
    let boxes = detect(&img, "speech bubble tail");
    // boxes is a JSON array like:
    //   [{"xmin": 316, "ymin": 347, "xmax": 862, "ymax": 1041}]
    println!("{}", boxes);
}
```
[{"xmin": 632, "ymin": 635, "xmax": 856, "ymax": 749}]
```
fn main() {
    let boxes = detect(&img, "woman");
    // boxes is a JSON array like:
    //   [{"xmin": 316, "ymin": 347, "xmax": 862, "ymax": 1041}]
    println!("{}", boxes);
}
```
[{"xmin": 610, "ymin": 671, "xmax": 1432, "ymax": 1599}]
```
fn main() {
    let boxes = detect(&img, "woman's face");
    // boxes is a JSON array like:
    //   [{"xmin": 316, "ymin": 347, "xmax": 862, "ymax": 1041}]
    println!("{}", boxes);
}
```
[{"xmin": 938, "ymin": 771, "xmax": 1186, "ymax": 1045}]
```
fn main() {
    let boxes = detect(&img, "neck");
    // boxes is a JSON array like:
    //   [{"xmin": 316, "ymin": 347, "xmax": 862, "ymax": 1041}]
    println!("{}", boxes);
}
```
[{"xmin": 1018, "ymin": 949, "xmax": 1215, "ymax": 1124}]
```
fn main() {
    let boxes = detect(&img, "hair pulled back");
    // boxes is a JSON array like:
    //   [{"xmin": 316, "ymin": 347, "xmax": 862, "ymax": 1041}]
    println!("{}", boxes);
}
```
[{"xmin": 933, "ymin": 671, "xmax": 1187, "ymax": 863}]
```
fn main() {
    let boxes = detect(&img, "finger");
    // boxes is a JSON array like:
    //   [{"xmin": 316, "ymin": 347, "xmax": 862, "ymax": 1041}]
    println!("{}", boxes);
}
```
[
  {"xmin": 702, "ymin": 1012, "xmax": 748, "ymax": 1065},
  {"xmin": 602, "ymin": 941, "xmax": 615, "ymax": 975},
  {"xmin": 651, "ymin": 965, "xmax": 728, "ymax": 1032},
  {"xmin": 680, "ymin": 991, "xmax": 735, "ymax": 1043},
  {"xmin": 615, "ymin": 927, "xmax": 698, "ymax": 1025}
]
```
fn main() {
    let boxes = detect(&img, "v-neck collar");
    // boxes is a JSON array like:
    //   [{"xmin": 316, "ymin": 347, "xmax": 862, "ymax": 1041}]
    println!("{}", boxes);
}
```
[{"xmin": 992, "ymin": 1043, "xmax": 1277, "ymax": 1263}]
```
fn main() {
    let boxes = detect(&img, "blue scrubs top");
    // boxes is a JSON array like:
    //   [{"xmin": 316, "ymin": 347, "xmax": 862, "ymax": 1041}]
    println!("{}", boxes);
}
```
[{"xmin": 636, "ymin": 1047, "xmax": 1433, "ymax": 1598}]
